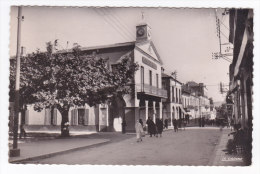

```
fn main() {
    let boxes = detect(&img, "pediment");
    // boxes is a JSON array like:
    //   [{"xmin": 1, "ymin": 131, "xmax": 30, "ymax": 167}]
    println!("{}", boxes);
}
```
[{"xmin": 135, "ymin": 41, "xmax": 163, "ymax": 64}]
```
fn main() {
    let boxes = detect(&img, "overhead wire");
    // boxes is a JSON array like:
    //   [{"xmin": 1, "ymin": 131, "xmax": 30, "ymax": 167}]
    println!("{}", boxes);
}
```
[
  {"xmin": 106, "ymin": 9, "xmax": 136, "ymax": 40},
  {"xmin": 220, "ymin": 30, "xmax": 229, "ymax": 41},
  {"xmin": 93, "ymin": 8, "xmax": 130, "ymax": 41},
  {"xmin": 219, "ymin": 19, "xmax": 229, "ymax": 31},
  {"xmin": 99, "ymin": 8, "xmax": 133, "ymax": 41},
  {"xmin": 221, "ymin": 56, "xmax": 232, "ymax": 62}
]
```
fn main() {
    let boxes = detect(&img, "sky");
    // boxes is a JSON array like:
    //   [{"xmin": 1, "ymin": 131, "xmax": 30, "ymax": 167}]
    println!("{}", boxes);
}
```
[{"xmin": 10, "ymin": 7, "xmax": 231, "ymax": 102}]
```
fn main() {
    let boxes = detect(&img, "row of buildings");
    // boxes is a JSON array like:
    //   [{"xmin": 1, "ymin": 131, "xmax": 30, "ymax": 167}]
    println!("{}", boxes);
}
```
[
  {"xmin": 227, "ymin": 9, "xmax": 253, "ymax": 131},
  {"xmin": 226, "ymin": 9, "xmax": 253, "ymax": 163},
  {"xmin": 11, "ymin": 21, "xmax": 214, "ymax": 133}
]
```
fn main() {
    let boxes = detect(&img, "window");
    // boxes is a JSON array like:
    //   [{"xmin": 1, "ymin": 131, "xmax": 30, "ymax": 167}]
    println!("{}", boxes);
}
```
[
  {"xmin": 141, "ymin": 66, "xmax": 144, "ymax": 90},
  {"xmin": 162, "ymin": 81, "xmax": 167, "ymax": 90},
  {"xmin": 78, "ymin": 109, "xmax": 85, "ymax": 125},
  {"xmin": 78, "ymin": 109, "xmax": 89, "ymax": 125},
  {"xmin": 149, "ymin": 70, "xmax": 152, "ymax": 86},
  {"xmin": 176, "ymin": 88, "xmax": 178, "ymax": 103},
  {"xmin": 50, "ymin": 108, "xmax": 57, "ymax": 125},
  {"xmin": 156, "ymin": 74, "xmax": 159, "ymax": 88},
  {"xmin": 172, "ymin": 86, "xmax": 175, "ymax": 102},
  {"xmin": 179, "ymin": 89, "xmax": 181, "ymax": 103}
]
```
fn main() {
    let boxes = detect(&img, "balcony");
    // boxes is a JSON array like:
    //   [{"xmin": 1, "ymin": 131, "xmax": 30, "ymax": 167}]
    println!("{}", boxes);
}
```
[{"xmin": 136, "ymin": 84, "xmax": 168, "ymax": 98}]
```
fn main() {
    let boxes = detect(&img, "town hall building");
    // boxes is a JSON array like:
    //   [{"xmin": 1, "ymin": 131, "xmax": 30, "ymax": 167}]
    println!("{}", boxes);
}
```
[{"xmin": 13, "ymin": 22, "xmax": 168, "ymax": 133}]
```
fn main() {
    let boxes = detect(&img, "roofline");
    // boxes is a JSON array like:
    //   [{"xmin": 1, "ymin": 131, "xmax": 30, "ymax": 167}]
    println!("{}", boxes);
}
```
[
  {"xmin": 56, "ymin": 41, "xmax": 136, "ymax": 54},
  {"xmin": 135, "ymin": 46, "xmax": 162, "ymax": 65},
  {"xmin": 162, "ymin": 73, "xmax": 182, "ymax": 84}
]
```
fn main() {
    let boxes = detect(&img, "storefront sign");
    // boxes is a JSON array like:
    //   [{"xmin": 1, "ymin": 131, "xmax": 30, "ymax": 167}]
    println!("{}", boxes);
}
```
[{"xmin": 142, "ymin": 57, "xmax": 157, "ymax": 70}]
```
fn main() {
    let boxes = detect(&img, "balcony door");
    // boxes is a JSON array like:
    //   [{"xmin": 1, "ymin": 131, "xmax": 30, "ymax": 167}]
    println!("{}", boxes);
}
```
[{"xmin": 141, "ymin": 66, "xmax": 144, "ymax": 91}]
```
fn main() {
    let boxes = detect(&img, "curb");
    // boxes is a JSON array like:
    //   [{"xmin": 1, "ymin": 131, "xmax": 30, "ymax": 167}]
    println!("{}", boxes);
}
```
[
  {"xmin": 207, "ymin": 130, "xmax": 224, "ymax": 165},
  {"xmin": 9, "ymin": 139, "xmax": 110, "ymax": 163}
]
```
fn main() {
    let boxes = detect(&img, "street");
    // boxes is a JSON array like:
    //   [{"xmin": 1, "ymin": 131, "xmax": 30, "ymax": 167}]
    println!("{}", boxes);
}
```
[{"xmin": 24, "ymin": 128, "xmax": 221, "ymax": 165}]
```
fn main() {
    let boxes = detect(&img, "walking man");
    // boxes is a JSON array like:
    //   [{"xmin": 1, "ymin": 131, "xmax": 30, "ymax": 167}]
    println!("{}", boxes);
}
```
[
  {"xmin": 164, "ymin": 118, "xmax": 168, "ymax": 129},
  {"xmin": 135, "ymin": 120, "xmax": 144, "ymax": 142},
  {"xmin": 146, "ymin": 117, "xmax": 156, "ymax": 137},
  {"xmin": 173, "ymin": 119, "xmax": 178, "ymax": 132},
  {"xmin": 156, "ymin": 118, "xmax": 164, "ymax": 137}
]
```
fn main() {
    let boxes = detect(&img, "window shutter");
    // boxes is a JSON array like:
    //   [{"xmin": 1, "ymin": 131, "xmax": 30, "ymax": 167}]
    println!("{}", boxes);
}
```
[
  {"xmin": 75, "ymin": 109, "xmax": 78, "ymax": 125},
  {"xmin": 25, "ymin": 110, "xmax": 29, "ymax": 125},
  {"xmin": 71, "ymin": 109, "xmax": 75, "ymax": 125},
  {"xmin": 53, "ymin": 108, "xmax": 57, "ymax": 125},
  {"xmin": 44, "ymin": 109, "xmax": 51, "ymax": 125},
  {"xmin": 84, "ymin": 109, "xmax": 89, "ymax": 125}
]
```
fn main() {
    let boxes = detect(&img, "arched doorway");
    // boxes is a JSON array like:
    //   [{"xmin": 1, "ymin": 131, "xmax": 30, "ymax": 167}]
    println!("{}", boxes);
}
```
[{"xmin": 108, "ymin": 95, "xmax": 126, "ymax": 132}]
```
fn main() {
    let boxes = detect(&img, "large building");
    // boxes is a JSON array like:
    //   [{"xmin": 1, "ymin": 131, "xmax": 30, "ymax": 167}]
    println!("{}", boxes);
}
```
[
  {"xmin": 14, "ymin": 22, "xmax": 168, "ymax": 133},
  {"xmin": 227, "ymin": 9, "xmax": 253, "ymax": 131},
  {"xmin": 227, "ymin": 9, "xmax": 253, "ymax": 164}
]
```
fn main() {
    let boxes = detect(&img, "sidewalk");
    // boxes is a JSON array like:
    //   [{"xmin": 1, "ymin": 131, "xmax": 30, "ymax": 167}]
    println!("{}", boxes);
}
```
[
  {"xmin": 9, "ymin": 134, "xmax": 110, "ymax": 163},
  {"xmin": 209, "ymin": 128, "xmax": 246, "ymax": 166},
  {"xmin": 9, "ymin": 131, "xmax": 135, "ymax": 163}
]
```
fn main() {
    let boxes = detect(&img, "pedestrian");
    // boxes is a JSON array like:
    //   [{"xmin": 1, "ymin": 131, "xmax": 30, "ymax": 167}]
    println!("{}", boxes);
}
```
[
  {"xmin": 19, "ymin": 124, "xmax": 26, "ymax": 139},
  {"xmin": 139, "ymin": 119, "xmax": 143, "ymax": 127},
  {"xmin": 230, "ymin": 118, "xmax": 234, "ymax": 131},
  {"xmin": 164, "ymin": 118, "xmax": 168, "ymax": 129},
  {"xmin": 156, "ymin": 118, "xmax": 164, "ymax": 137},
  {"xmin": 135, "ymin": 120, "xmax": 144, "ymax": 142},
  {"xmin": 173, "ymin": 119, "xmax": 178, "ymax": 132},
  {"xmin": 183, "ymin": 119, "xmax": 187, "ymax": 131},
  {"xmin": 146, "ymin": 117, "xmax": 156, "ymax": 137},
  {"xmin": 220, "ymin": 119, "xmax": 224, "ymax": 131},
  {"xmin": 202, "ymin": 117, "xmax": 205, "ymax": 127},
  {"xmin": 199, "ymin": 117, "xmax": 202, "ymax": 127},
  {"xmin": 178, "ymin": 118, "xmax": 182, "ymax": 129}
]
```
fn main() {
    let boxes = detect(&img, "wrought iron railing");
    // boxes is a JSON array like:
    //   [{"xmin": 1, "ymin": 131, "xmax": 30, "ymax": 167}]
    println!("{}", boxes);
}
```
[{"xmin": 136, "ymin": 84, "xmax": 167, "ymax": 98}]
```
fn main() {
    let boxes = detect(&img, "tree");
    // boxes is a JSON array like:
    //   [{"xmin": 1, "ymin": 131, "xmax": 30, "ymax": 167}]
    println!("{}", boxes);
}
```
[
  {"xmin": 9, "ymin": 42, "xmax": 138, "ymax": 137},
  {"xmin": 215, "ymin": 103, "xmax": 228, "ymax": 120}
]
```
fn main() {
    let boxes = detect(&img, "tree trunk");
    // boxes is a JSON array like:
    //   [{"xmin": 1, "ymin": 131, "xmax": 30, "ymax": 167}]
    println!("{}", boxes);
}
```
[{"xmin": 57, "ymin": 105, "xmax": 70, "ymax": 137}]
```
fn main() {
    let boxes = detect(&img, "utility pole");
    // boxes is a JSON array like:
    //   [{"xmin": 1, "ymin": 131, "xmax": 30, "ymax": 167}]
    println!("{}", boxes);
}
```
[
  {"xmin": 9, "ymin": 6, "xmax": 22, "ymax": 157},
  {"xmin": 199, "ymin": 97, "xmax": 201, "ymax": 127}
]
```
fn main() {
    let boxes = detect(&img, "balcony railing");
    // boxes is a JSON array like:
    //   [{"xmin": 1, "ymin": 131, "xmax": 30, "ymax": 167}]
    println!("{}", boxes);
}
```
[{"xmin": 136, "ymin": 84, "xmax": 168, "ymax": 98}]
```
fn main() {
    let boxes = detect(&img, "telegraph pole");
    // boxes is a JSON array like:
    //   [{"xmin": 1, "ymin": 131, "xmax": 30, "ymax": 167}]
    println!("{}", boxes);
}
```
[
  {"xmin": 9, "ymin": 6, "xmax": 22, "ymax": 157},
  {"xmin": 199, "ymin": 97, "xmax": 201, "ymax": 127}
]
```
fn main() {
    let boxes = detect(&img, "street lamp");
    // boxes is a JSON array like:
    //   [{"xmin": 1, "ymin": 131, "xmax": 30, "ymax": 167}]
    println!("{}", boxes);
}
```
[{"xmin": 9, "ymin": 6, "xmax": 22, "ymax": 157}]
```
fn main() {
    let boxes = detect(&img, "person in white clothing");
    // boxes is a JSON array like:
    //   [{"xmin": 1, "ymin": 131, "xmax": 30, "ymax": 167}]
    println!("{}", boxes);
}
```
[{"xmin": 135, "ymin": 120, "xmax": 144, "ymax": 142}]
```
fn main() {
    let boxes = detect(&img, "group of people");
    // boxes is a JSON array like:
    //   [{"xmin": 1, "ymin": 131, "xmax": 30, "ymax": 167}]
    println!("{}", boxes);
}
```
[
  {"xmin": 135, "ymin": 116, "xmax": 164, "ymax": 142},
  {"xmin": 135, "ymin": 117, "xmax": 188, "ymax": 142}
]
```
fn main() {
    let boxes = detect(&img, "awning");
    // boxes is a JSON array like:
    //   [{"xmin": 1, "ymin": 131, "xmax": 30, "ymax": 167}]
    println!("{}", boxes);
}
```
[
  {"xmin": 184, "ymin": 108, "xmax": 190, "ymax": 112},
  {"xmin": 179, "ymin": 106, "xmax": 187, "ymax": 115},
  {"xmin": 226, "ymin": 85, "xmax": 238, "ymax": 103}
]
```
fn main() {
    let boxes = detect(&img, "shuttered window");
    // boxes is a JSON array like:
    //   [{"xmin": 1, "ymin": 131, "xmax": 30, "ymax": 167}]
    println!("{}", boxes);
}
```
[
  {"xmin": 71, "ymin": 109, "xmax": 78, "ymax": 125},
  {"xmin": 84, "ymin": 109, "xmax": 89, "ymax": 125}
]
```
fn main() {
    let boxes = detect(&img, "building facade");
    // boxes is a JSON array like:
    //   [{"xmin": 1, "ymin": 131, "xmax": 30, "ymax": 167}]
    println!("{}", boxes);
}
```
[
  {"xmin": 162, "ymin": 72, "xmax": 186, "ymax": 127},
  {"xmin": 227, "ymin": 9, "xmax": 253, "ymax": 131},
  {"xmin": 182, "ymin": 82, "xmax": 210, "ymax": 123},
  {"xmin": 227, "ymin": 9, "xmax": 253, "ymax": 164},
  {"xmin": 14, "ymin": 22, "xmax": 168, "ymax": 133}
]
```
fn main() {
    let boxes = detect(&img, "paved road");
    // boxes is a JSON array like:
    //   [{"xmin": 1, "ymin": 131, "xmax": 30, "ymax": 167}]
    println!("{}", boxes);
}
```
[{"xmin": 25, "ymin": 128, "xmax": 221, "ymax": 165}]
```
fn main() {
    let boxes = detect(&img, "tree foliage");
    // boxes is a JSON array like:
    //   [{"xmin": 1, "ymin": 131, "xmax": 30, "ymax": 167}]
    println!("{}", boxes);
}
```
[{"xmin": 9, "ymin": 42, "xmax": 138, "ymax": 136}]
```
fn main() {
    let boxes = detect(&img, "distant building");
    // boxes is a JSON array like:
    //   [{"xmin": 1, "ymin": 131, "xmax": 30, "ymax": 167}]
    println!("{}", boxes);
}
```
[
  {"xmin": 182, "ymin": 82, "xmax": 210, "ymax": 120},
  {"xmin": 162, "ymin": 72, "xmax": 186, "ymax": 127}
]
